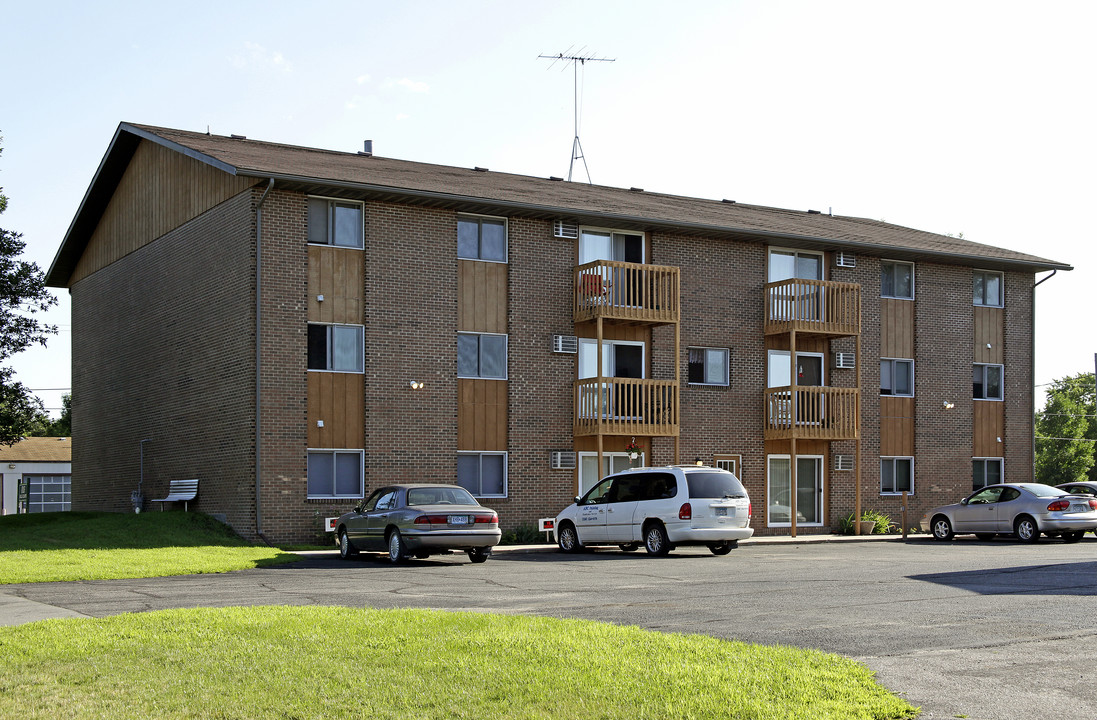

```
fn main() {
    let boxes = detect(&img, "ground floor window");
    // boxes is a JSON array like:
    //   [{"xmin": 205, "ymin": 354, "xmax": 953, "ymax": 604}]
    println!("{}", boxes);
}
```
[
  {"xmin": 24, "ymin": 474, "xmax": 71, "ymax": 513},
  {"xmin": 457, "ymin": 452, "xmax": 507, "ymax": 498},
  {"xmin": 714, "ymin": 454, "xmax": 742, "ymax": 479},
  {"xmin": 880, "ymin": 457, "xmax": 913, "ymax": 495},
  {"xmin": 307, "ymin": 450, "xmax": 364, "ymax": 498},
  {"xmin": 767, "ymin": 456, "xmax": 823, "ymax": 527},
  {"xmin": 578, "ymin": 452, "xmax": 636, "ymax": 497},
  {"xmin": 972, "ymin": 458, "xmax": 1003, "ymax": 490}
]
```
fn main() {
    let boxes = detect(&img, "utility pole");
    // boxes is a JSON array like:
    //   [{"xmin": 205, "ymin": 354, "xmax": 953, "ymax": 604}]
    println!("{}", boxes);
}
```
[{"xmin": 539, "ymin": 48, "xmax": 615, "ymax": 183}]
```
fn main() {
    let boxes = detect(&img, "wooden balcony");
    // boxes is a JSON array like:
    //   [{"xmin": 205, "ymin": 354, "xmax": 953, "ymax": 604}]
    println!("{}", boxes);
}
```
[
  {"xmin": 574, "ymin": 260, "xmax": 680, "ymax": 325},
  {"xmin": 763, "ymin": 386, "xmax": 860, "ymax": 440},
  {"xmin": 574, "ymin": 378, "xmax": 680, "ymax": 437},
  {"xmin": 764, "ymin": 279, "xmax": 860, "ymax": 336}
]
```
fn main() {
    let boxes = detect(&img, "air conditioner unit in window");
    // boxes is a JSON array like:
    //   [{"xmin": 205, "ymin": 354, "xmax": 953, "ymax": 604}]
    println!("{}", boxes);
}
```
[
  {"xmin": 550, "ymin": 451, "xmax": 577, "ymax": 470},
  {"xmin": 834, "ymin": 454, "xmax": 854, "ymax": 472},
  {"xmin": 835, "ymin": 252, "xmax": 856, "ymax": 268},
  {"xmin": 834, "ymin": 352, "xmax": 856, "ymax": 369},
  {"xmin": 553, "ymin": 335, "xmax": 578, "ymax": 354},
  {"xmin": 553, "ymin": 220, "xmax": 579, "ymax": 239}
]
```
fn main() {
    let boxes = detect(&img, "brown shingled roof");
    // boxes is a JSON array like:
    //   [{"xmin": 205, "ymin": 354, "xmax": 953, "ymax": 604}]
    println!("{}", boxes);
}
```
[
  {"xmin": 0, "ymin": 437, "xmax": 72, "ymax": 463},
  {"xmin": 47, "ymin": 122, "xmax": 1070, "ymax": 287}
]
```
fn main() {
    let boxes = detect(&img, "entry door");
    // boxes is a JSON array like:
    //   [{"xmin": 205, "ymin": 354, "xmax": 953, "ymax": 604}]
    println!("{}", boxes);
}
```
[
  {"xmin": 795, "ymin": 354, "xmax": 824, "ymax": 424},
  {"xmin": 767, "ymin": 456, "xmax": 823, "ymax": 526},
  {"xmin": 580, "ymin": 230, "xmax": 644, "ymax": 305},
  {"xmin": 578, "ymin": 340, "xmax": 645, "ymax": 418},
  {"xmin": 579, "ymin": 453, "xmax": 633, "ymax": 496},
  {"xmin": 768, "ymin": 249, "xmax": 824, "ymax": 321}
]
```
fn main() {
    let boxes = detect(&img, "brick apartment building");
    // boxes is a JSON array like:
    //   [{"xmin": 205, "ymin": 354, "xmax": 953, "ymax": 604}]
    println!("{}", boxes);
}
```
[{"xmin": 46, "ymin": 122, "xmax": 1070, "ymax": 544}]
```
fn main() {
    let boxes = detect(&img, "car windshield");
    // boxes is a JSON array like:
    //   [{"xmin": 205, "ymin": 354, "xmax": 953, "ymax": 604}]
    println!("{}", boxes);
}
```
[
  {"xmin": 686, "ymin": 472, "xmax": 747, "ymax": 499},
  {"xmin": 406, "ymin": 486, "xmax": 479, "ymax": 506}
]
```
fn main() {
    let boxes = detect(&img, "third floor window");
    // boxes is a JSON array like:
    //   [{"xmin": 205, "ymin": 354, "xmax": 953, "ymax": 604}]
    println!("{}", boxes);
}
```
[
  {"xmin": 458, "ymin": 215, "xmax": 507, "ymax": 262},
  {"xmin": 881, "ymin": 261, "xmax": 914, "ymax": 299},
  {"xmin": 973, "ymin": 270, "xmax": 1003, "ymax": 307},
  {"xmin": 308, "ymin": 197, "xmax": 363, "ymax": 248}
]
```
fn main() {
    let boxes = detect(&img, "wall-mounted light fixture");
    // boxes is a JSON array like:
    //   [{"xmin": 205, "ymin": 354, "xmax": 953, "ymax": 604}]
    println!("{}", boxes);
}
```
[
  {"xmin": 317, "ymin": 420, "xmax": 324, "ymax": 428},
  {"xmin": 942, "ymin": 401, "xmax": 955, "ymax": 409},
  {"xmin": 695, "ymin": 457, "xmax": 703, "ymax": 466},
  {"xmin": 317, "ymin": 294, "xmax": 325, "ymax": 302},
  {"xmin": 409, "ymin": 381, "xmax": 425, "ymax": 390},
  {"xmin": 7, "ymin": 463, "xmax": 15, "ymax": 469}
]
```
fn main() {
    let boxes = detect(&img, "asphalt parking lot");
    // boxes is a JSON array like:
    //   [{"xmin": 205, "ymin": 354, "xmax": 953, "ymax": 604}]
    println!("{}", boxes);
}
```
[{"xmin": 4, "ymin": 535, "xmax": 1097, "ymax": 719}]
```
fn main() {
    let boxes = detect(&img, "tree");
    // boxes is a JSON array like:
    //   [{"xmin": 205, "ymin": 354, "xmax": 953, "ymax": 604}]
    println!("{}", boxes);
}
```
[
  {"xmin": 1035, "ymin": 372, "xmax": 1096, "ymax": 485},
  {"xmin": 26, "ymin": 392, "xmax": 70, "ymax": 437},
  {"xmin": 0, "ymin": 134, "xmax": 58, "ymax": 445}
]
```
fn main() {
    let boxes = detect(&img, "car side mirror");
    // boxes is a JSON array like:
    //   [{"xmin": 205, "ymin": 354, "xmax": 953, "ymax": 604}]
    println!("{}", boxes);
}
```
[
  {"xmin": 960, "ymin": 499, "xmax": 968, "ymax": 506},
  {"xmin": 574, "ymin": 496, "xmax": 581, "ymax": 504},
  {"xmin": 354, "ymin": 503, "xmax": 363, "ymax": 513}
]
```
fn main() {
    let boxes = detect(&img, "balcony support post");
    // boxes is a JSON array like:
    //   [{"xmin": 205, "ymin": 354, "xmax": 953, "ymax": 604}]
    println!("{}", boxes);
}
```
[
  {"xmin": 674, "ymin": 321, "xmax": 681, "ymax": 464},
  {"xmin": 790, "ymin": 330, "xmax": 798, "ymax": 538},
  {"xmin": 854, "ymin": 333, "xmax": 862, "ymax": 535},
  {"xmin": 596, "ymin": 315, "xmax": 604, "ymax": 478}
]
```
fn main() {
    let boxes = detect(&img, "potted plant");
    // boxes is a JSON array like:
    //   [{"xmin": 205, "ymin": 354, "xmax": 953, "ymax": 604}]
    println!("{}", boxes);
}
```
[{"xmin": 624, "ymin": 438, "xmax": 642, "ymax": 462}]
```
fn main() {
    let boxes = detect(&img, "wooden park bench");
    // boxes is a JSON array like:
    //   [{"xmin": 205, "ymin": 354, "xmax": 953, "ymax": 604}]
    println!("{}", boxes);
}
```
[{"xmin": 151, "ymin": 479, "xmax": 199, "ymax": 512}]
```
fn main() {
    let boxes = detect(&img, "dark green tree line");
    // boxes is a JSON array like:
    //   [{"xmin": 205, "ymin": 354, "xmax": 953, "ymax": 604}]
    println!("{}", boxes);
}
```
[{"xmin": 1035, "ymin": 371, "xmax": 1096, "ymax": 485}]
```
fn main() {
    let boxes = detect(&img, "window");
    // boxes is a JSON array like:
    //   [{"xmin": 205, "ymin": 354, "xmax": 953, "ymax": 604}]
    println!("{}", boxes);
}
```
[
  {"xmin": 307, "ymin": 450, "xmax": 364, "ymax": 498},
  {"xmin": 308, "ymin": 197, "xmax": 363, "ymax": 248},
  {"xmin": 458, "ymin": 215, "xmax": 507, "ymax": 262},
  {"xmin": 714, "ymin": 454, "xmax": 742, "ymax": 479},
  {"xmin": 458, "ymin": 333, "xmax": 507, "ymax": 379},
  {"xmin": 457, "ymin": 452, "xmax": 507, "ymax": 497},
  {"xmin": 688, "ymin": 347, "xmax": 729, "ymax": 385},
  {"xmin": 880, "ymin": 458, "xmax": 913, "ymax": 494},
  {"xmin": 880, "ymin": 359, "xmax": 914, "ymax": 396},
  {"xmin": 972, "ymin": 458, "xmax": 1003, "ymax": 490},
  {"xmin": 308, "ymin": 324, "xmax": 364, "ymax": 372},
  {"xmin": 881, "ymin": 261, "xmax": 914, "ymax": 299},
  {"xmin": 973, "ymin": 364, "xmax": 1003, "ymax": 400},
  {"xmin": 973, "ymin": 270, "xmax": 1003, "ymax": 307}
]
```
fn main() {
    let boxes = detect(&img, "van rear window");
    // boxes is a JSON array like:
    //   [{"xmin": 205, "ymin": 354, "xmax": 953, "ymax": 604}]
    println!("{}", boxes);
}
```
[{"xmin": 686, "ymin": 472, "xmax": 747, "ymax": 499}]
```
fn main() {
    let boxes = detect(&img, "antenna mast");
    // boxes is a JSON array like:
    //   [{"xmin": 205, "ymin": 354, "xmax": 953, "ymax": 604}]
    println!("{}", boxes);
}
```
[{"xmin": 539, "ymin": 48, "xmax": 615, "ymax": 183}]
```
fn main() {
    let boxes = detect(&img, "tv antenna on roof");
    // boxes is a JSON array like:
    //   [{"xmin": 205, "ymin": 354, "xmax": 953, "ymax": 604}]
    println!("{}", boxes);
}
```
[{"xmin": 539, "ymin": 47, "xmax": 615, "ymax": 184}]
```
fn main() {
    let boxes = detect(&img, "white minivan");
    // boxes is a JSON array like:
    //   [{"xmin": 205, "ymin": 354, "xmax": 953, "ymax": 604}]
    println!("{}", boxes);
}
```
[{"xmin": 553, "ymin": 465, "xmax": 753, "ymax": 556}]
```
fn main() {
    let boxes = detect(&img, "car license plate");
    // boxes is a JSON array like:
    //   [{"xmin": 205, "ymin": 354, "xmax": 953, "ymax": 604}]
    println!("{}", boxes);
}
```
[
  {"xmin": 715, "ymin": 507, "xmax": 735, "ymax": 517},
  {"xmin": 1070, "ymin": 504, "xmax": 1088, "ymax": 513},
  {"xmin": 449, "ymin": 515, "xmax": 469, "ymax": 525}
]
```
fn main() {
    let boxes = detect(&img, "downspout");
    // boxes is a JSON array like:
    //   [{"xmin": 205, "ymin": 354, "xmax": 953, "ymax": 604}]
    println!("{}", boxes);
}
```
[
  {"xmin": 255, "ymin": 178, "xmax": 275, "ymax": 544},
  {"xmin": 1032, "ymin": 269, "xmax": 1057, "ymax": 479}
]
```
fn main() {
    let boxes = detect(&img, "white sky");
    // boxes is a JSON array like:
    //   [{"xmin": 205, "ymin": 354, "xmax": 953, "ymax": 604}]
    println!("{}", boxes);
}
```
[{"xmin": 2, "ymin": 0, "xmax": 1094, "ymax": 418}]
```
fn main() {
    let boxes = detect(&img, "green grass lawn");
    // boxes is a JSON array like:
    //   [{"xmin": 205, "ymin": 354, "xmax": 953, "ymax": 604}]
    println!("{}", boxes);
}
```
[
  {"xmin": 0, "ymin": 606, "xmax": 917, "ymax": 720},
  {"xmin": 0, "ymin": 511, "xmax": 298, "ymax": 584}
]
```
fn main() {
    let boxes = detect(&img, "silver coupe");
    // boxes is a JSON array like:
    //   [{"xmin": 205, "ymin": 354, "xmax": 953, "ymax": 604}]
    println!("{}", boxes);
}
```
[{"xmin": 920, "ymin": 483, "xmax": 1097, "ymax": 542}]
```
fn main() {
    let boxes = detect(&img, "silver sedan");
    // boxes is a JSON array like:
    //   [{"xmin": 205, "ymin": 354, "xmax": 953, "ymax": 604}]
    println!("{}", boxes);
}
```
[
  {"xmin": 334, "ymin": 484, "xmax": 501, "ymax": 563},
  {"xmin": 920, "ymin": 483, "xmax": 1097, "ymax": 542}
]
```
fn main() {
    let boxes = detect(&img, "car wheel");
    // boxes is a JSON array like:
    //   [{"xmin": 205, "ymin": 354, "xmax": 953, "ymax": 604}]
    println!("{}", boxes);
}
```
[
  {"xmin": 931, "ymin": 515, "xmax": 954, "ymax": 541},
  {"xmin": 1063, "ymin": 531, "xmax": 1084, "ymax": 543},
  {"xmin": 708, "ymin": 541, "xmax": 734, "ymax": 555},
  {"xmin": 557, "ymin": 523, "xmax": 583, "ymax": 553},
  {"xmin": 339, "ymin": 530, "xmax": 358, "ymax": 559},
  {"xmin": 644, "ymin": 522, "xmax": 670, "ymax": 556},
  {"xmin": 387, "ymin": 529, "xmax": 407, "ymax": 563},
  {"xmin": 975, "ymin": 533, "xmax": 995, "ymax": 541},
  {"xmin": 618, "ymin": 543, "xmax": 639, "ymax": 552},
  {"xmin": 467, "ymin": 548, "xmax": 490, "ymax": 563},
  {"xmin": 1015, "ymin": 515, "xmax": 1040, "ymax": 543}
]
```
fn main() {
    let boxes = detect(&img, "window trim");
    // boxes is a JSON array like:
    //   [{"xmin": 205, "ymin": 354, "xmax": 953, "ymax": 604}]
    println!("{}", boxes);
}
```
[
  {"xmin": 457, "ymin": 332, "xmax": 508, "ymax": 380},
  {"xmin": 972, "ymin": 457, "xmax": 1004, "ymax": 490},
  {"xmin": 687, "ymin": 346, "xmax": 730, "ymax": 386},
  {"xmin": 880, "ymin": 260, "xmax": 915, "ymax": 300},
  {"xmin": 973, "ymin": 269, "xmax": 1004, "ymax": 308},
  {"xmin": 767, "ymin": 247, "xmax": 825, "ymax": 282},
  {"xmin": 456, "ymin": 451, "xmax": 508, "ymax": 498},
  {"xmin": 306, "ymin": 449, "xmax": 365, "ymax": 499},
  {"xmin": 578, "ymin": 226, "xmax": 647, "ymax": 265},
  {"xmin": 307, "ymin": 195, "xmax": 365, "ymax": 249},
  {"xmin": 973, "ymin": 363, "xmax": 1004, "ymax": 401},
  {"xmin": 880, "ymin": 457, "xmax": 914, "ymax": 495},
  {"xmin": 880, "ymin": 358, "xmax": 914, "ymax": 397},
  {"xmin": 714, "ymin": 454, "xmax": 743, "ymax": 480},
  {"xmin": 307, "ymin": 323, "xmax": 365, "ymax": 373},
  {"xmin": 457, "ymin": 213, "xmax": 508, "ymax": 263}
]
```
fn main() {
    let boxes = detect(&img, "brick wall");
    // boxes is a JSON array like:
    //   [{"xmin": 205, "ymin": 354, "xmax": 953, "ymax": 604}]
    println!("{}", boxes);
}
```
[
  {"xmin": 1003, "ymin": 270, "xmax": 1035, "ymax": 481},
  {"xmin": 71, "ymin": 190, "xmax": 257, "ymax": 532}
]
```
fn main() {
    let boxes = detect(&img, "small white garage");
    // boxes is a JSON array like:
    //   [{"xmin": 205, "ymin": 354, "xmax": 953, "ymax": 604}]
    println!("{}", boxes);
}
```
[{"xmin": 0, "ymin": 437, "xmax": 72, "ymax": 514}]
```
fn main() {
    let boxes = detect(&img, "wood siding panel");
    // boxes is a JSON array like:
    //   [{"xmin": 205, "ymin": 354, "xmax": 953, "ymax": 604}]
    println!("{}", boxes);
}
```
[
  {"xmin": 880, "ymin": 298, "xmax": 914, "ymax": 358},
  {"xmin": 974, "ymin": 306, "xmax": 1004, "ymax": 364},
  {"xmin": 307, "ymin": 372, "xmax": 364, "ymax": 448},
  {"xmin": 457, "ymin": 260, "xmax": 507, "ymax": 333},
  {"xmin": 457, "ymin": 379, "xmax": 507, "ymax": 450},
  {"xmin": 308, "ymin": 246, "xmax": 363, "ymax": 324},
  {"xmin": 72, "ymin": 140, "xmax": 255, "ymax": 285},
  {"xmin": 880, "ymin": 396, "xmax": 915, "ymax": 456},
  {"xmin": 973, "ymin": 401, "xmax": 1005, "ymax": 457}
]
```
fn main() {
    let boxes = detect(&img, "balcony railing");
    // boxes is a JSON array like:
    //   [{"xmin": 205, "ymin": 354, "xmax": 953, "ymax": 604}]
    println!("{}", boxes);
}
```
[
  {"xmin": 764, "ymin": 278, "xmax": 860, "ymax": 336},
  {"xmin": 763, "ymin": 386, "xmax": 860, "ymax": 440},
  {"xmin": 574, "ymin": 260, "xmax": 679, "ymax": 325},
  {"xmin": 574, "ymin": 378, "xmax": 680, "ymax": 437}
]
